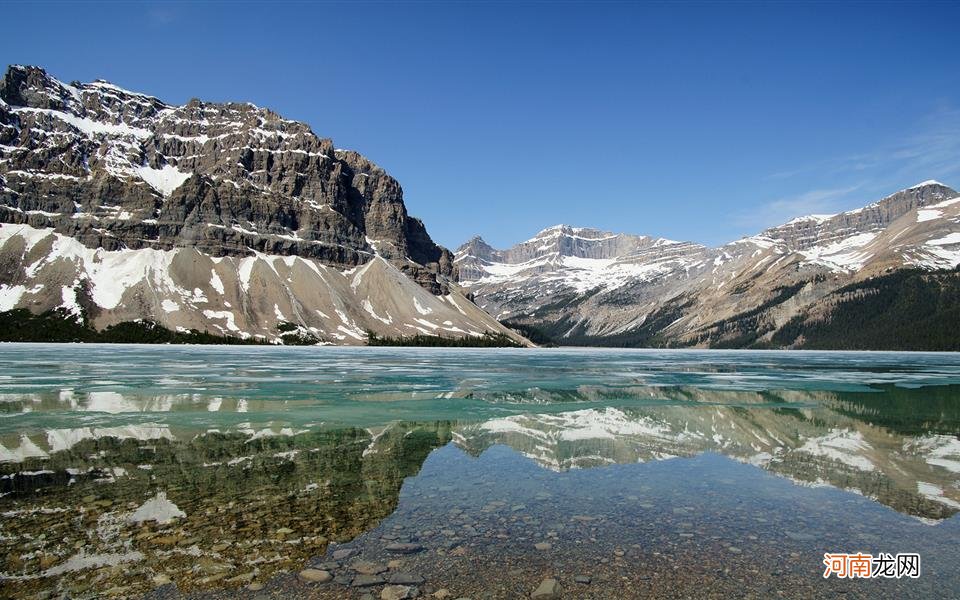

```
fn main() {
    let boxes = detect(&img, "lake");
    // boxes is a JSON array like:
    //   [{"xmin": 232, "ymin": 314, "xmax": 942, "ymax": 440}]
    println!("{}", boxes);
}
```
[{"xmin": 1, "ymin": 345, "xmax": 958, "ymax": 599}]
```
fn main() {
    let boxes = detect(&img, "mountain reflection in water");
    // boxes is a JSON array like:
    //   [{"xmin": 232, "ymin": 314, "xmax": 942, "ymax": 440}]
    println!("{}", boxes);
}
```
[{"xmin": 0, "ymin": 347, "xmax": 958, "ymax": 598}]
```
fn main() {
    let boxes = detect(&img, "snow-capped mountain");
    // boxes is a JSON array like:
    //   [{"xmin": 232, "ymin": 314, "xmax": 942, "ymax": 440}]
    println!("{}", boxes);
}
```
[
  {"xmin": 457, "ymin": 226, "xmax": 710, "ymax": 301},
  {"xmin": 457, "ymin": 181, "xmax": 960, "ymax": 348},
  {"xmin": 0, "ymin": 65, "xmax": 524, "ymax": 344}
]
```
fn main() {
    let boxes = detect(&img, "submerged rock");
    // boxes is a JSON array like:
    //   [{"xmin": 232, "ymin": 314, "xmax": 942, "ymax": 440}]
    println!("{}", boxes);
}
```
[
  {"xmin": 389, "ymin": 572, "xmax": 426, "ymax": 585},
  {"xmin": 385, "ymin": 542, "xmax": 424, "ymax": 554},
  {"xmin": 531, "ymin": 578, "xmax": 562, "ymax": 598},
  {"xmin": 299, "ymin": 568, "xmax": 333, "ymax": 583},
  {"xmin": 353, "ymin": 574, "xmax": 387, "ymax": 587},
  {"xmin": 333, "ymin": 548, "xmax": 359, "ymax": 560},
  {"xmin": 382, "ymin": 584, "xmax": 418, "ymax": 600},
  {"xmin": 352, "ymin": 560, "xmax": 389, "ymax": 575}
]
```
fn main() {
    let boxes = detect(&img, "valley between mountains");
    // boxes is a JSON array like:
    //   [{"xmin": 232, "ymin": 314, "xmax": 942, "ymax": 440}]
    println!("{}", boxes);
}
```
[{"xmin": 1, "ymin": 65, "xmax": 958, "ymax": 349}]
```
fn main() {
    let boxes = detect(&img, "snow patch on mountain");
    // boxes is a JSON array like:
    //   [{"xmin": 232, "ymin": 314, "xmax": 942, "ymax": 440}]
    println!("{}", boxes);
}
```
[
  {"xmin": 799, "ymin": 232, "xmax": 877, "ymax": 271},
  {"xmin": 134, "ymin": 164, "xmax": 192, "ymax": 197},
  {"xmin": 0, "ymin": 224, "xmax": 521, "ymax": 345}
]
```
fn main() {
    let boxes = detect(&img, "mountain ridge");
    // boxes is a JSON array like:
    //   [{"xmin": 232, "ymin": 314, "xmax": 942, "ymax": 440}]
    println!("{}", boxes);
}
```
[
  {"xmin": 457, "ymin": 181, "xmax": 960, "ymax": 348},
  {"xmin": 460, "ymin": 180, "xmax": 956, "ymax": 262}
]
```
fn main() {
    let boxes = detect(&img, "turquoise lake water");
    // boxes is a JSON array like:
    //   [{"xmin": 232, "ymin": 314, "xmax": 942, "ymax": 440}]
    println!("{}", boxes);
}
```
[{"xmin": 0, "ymin": 345, "xmax": 958, "ymax": 598}]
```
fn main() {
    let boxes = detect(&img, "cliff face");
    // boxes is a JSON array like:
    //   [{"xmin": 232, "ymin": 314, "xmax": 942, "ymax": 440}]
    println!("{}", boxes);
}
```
[
  {"xmin": 0, "ymin": 65, "xmax": 524, "ymax": 344},
  {"xmin": 0, "ymin": 65, "xmax": 452, "ymax": 285},
  {"xmin": 458, "ymin": 182, "xmax": 960, "ymax": 348}
]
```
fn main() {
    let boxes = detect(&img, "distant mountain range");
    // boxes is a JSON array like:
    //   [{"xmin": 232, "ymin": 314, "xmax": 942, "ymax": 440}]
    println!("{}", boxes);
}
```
[
  {"xmin": 2, "ymin": 65, "xmax": 958, "ymax": 349},
  {"xmin": 457, "ymin": 181, "xmax": 960, "ymax": 349},
  {"xmin": 0, "ymin": 65, "xmax": 524, "ymax": 345}
]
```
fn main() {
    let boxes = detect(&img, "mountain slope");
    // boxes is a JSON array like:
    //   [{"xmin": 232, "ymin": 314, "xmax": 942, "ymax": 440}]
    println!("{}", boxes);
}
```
[
  {"xmin": 0, "ymin": 65, "xmax": 524, "ymax": 344},
  {"xmin": 457, "ymin": 182, "xmax": 960, "ymax": 348}
]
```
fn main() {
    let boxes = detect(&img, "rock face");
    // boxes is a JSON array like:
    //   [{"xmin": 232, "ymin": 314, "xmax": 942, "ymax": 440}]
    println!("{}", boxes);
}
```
[
  {"xmin": 457, "ymin": 181, "xmax": 960, "ymax": 348},
  {"xmin": 0, "ymin": 65, "xmax": 523, "ymax": 344}
]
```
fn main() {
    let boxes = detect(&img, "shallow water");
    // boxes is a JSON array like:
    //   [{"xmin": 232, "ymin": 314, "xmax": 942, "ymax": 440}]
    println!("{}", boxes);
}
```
[{"xmin": 0, "ymin": 345, "xmax": 958, "ymax": 598}]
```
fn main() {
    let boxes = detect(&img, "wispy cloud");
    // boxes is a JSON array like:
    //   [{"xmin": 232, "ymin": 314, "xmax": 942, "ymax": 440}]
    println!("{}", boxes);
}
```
[
  {"xmin": 748, "ymin": 106, "xmax": 960, "ymax": 232},
  {"xmin": 147, "ymin": 6, "xmax": 178, "ymax": 27},
  {"xmin": 765, "ymin": 106, "xmax": 960, "ymax": 186},
  {"xmin": 735, "ymin": 184, "xmax": 864, "ymax": 230}
]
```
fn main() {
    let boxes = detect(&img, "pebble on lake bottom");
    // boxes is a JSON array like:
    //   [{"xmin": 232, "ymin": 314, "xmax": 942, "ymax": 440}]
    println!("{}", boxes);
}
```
[
  {"xmin": 298, "ymin": 568, "xmax": 332, "ymax": 583},
  {"xmin": 531, "ymin": 578, "xmax": 563, "ymax": 598}
]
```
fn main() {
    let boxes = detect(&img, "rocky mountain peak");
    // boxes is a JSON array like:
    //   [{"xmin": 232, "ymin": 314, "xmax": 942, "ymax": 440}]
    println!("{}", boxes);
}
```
[
  {"xmin": 758, "ymin": 180, "xmax": 958, "ymax": 253},
  {"xmin": 1, "ymin": 65, "xmax": 74, "ymax": 110},
  {"xmin": 0, "ymin": 65, "xmax": 530, "ymax": 345},
  {"xmin": 526, "ymin": 224, "xmax": 621, "ymax": 242},
  {"xmin": 456, "ymin": 234, "xmax": 496, "ymax": 255},
  {"xmin": 0, "ymin": 64, "xmax": 453, "ymax": 292},
  {"xmin": 457, "ymin": 222, "xmax": 698, "ymax": 272}
]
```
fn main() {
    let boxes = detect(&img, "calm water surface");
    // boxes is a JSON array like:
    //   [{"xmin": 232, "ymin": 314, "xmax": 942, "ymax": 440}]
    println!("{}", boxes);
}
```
[{"xmin": 0, "ymin": 345, "xmax": 958, "ymax": 598}]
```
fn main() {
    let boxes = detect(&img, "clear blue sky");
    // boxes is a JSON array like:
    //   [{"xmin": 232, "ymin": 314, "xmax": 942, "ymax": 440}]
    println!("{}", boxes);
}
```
[{"xmin": 3, "ymin": 1, "xmax": 959, "ymax": 249}]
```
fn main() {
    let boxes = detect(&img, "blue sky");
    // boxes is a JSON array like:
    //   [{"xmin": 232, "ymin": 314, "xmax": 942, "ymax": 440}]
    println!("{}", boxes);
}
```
[{"xmin": 3, "ymin": 1, "xmax": 959, "ymax": 249}]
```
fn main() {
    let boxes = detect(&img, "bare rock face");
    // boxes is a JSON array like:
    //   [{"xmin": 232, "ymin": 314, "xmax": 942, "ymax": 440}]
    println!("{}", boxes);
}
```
[
  {"xmin": 0, "ymin": 65, "xmax": 525, "ymax": 345},
  {"xmin": 756, "ymin": 181, "xmax": 957, "ymax": 253},
  {"xmin": 458, "ymin": 182, "xmax": 960, "ymax": 348},
  {"xmin": 0, "ymin": 65, "xmax": 451, "ymax": 290}
]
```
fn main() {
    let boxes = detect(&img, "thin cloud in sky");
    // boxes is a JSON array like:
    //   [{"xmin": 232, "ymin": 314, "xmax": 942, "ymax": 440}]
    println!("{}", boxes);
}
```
[
  {"xmin": 146, "ymin": 6, "xmax": 178, "ymax": 27},
  {"xmin": 844, "ymin": 111, "xmax": 960, "ymax": 183},
  {"xmin": 767, "ymin": 107, "xmax": 960, "ymax": 184},
  {"xmin": 736, "ymin": 184, "xmax": 864, "ymax": 231},
  {"xmin": 749, "ymin": 107, "xmax": 960, "ymax": 234}
]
